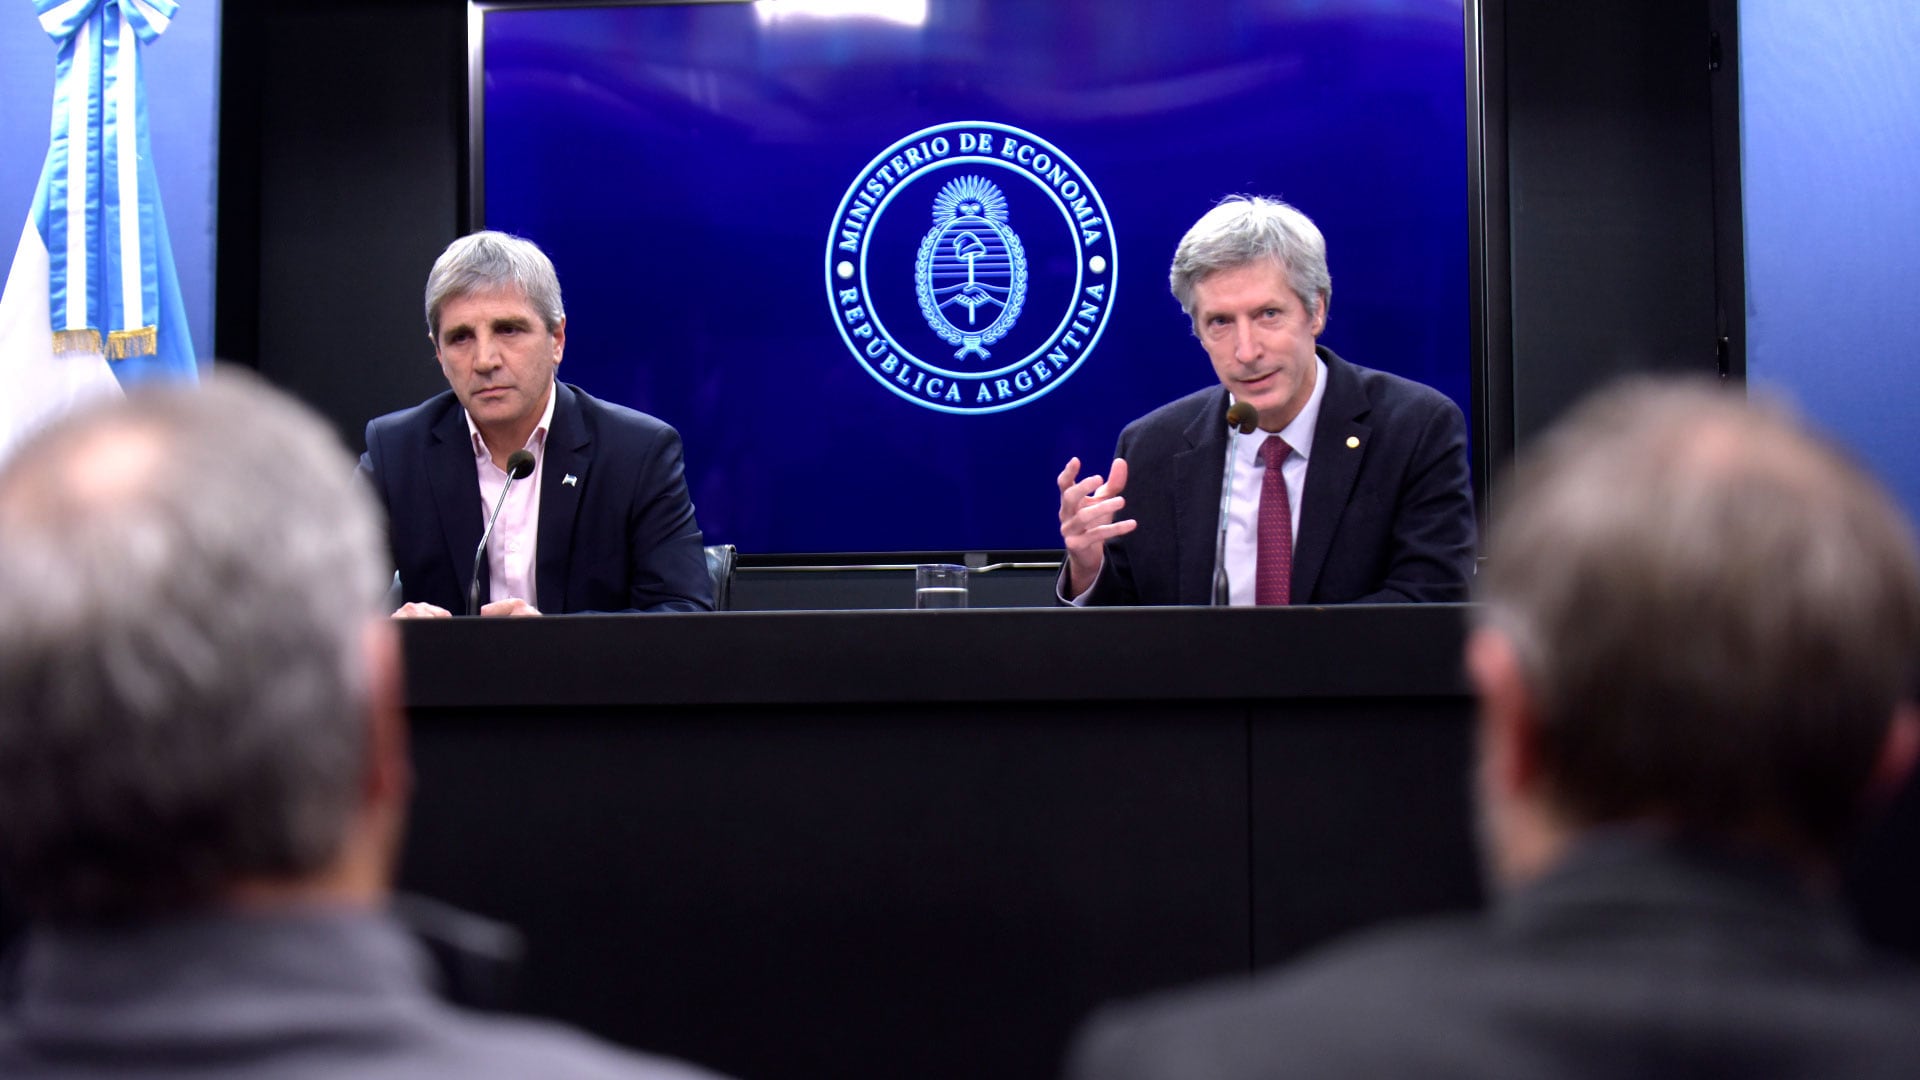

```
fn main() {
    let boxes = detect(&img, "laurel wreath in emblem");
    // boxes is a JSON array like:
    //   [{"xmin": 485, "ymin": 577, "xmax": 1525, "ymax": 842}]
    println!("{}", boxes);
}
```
[{"xmin": 914, "ymin": 175, "xmax": 1029, "ymax": 362}]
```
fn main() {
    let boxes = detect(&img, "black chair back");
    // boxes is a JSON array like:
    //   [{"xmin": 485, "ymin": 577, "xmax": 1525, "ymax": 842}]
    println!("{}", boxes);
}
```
[{"xmin": 704, "ymin": 543, "xmax": 737, "ymax": 611}]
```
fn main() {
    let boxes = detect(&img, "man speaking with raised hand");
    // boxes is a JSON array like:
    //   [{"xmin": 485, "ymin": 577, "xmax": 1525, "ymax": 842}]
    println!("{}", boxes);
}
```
[{"xmin": 1057, "ymin": 197, "xmax": 1475, "ymax": 606}]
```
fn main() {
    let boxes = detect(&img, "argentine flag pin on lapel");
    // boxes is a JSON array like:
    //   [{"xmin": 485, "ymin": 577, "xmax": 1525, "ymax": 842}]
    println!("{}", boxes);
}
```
[{"xmin": 562, "ymin": 473, "xmax": 579, "ymax": 487}]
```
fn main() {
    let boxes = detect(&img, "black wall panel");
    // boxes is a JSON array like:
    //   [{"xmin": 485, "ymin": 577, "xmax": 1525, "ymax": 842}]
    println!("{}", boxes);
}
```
[
  {"xmin": 1500, "ymin": 1, "xmax": 1735, "ymax": 449},
  {"xmin": 219, "ymin": 1, "xmax": 467, "ymax": 449}
]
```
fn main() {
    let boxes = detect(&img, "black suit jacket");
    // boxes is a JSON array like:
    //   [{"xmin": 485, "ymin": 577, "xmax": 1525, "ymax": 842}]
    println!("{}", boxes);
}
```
[
  {"xmin": 1076, "ymin": 347, "xmax": 1475, "ymax": 605},
  {"xmin": 1068, "ymin": 833, "xmax": 1920, "ymax": 1080},
  {"xmin": 358, "ymin": 382, "xmax": 713, "ymax": 614}
]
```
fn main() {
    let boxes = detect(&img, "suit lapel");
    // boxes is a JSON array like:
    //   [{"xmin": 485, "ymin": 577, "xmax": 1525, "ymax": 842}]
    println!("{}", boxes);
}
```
[
  {"xmin": 426, "ymin": 403, "xmax": 486, "ymax": 605},
  {"xmin": 1292, "ymin": 348, "xmax": 1370, "ymax": 603},
  {"xmin": 1171, "ymin": 387, "xmax": 1230, "ymax": 605},
  {"xmin": 536, "ymin": 383, "xmax": 590, "ymax": 613}
]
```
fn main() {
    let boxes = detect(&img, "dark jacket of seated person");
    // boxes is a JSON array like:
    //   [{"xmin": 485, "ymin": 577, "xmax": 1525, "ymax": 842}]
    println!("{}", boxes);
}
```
[
  {"xmin": 1072, "ymin": 347, "xmax": 1475, "ymax": 606},
  {"xmin": 359, "ymin": 381, "xmax": 713, "ymax": 615}
]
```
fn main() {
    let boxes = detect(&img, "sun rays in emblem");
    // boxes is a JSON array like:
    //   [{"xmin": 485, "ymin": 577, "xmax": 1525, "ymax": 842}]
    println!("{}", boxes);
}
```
[{"xmin": 932, "ymin": 175, "xmax": 1009, "ymax": 225}]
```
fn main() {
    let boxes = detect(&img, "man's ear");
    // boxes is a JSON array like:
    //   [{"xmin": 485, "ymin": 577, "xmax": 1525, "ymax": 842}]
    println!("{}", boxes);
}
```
[
  {"xmin": 1310, "ymin": 295, "xmax": 1329, "ymax": 336},
  {"xmin": 1867, "ymin": 702, "xmax": 1920, "ymax": 802},
  {"xmin": 1467, "ymin": 626, "xmax": 1543, "ymax": 798},
  {"xmin": 361, "ymin": 618, "xmax": 412, "ymax": 809}
]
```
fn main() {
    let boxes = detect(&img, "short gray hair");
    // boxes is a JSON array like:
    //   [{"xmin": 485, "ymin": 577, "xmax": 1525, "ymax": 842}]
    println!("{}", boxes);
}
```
[
  {"xmin": 1168, "ymin": 196, "xmax": 1331, "ymax": 327},
  {"xmin": 1479, "ymin": 378, "xmax": 1920, "ymax": 858},
  {"xmin": 0, "ymin": 371, "xmax": 392, "ymax": 921},
  {"xmin": 424, "ymin": 230, "xmax": 566, "ymax": 339}
]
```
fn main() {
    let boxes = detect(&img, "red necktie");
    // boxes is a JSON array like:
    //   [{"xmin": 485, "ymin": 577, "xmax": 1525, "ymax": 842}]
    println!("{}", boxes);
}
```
[{"xmin": 1256, "ymin": 435, "xmax": 1293, "ymax": 606}]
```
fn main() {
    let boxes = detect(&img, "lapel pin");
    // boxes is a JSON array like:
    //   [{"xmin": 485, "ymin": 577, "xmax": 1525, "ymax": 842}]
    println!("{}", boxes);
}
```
[
  {"xmin": 1345, "ymin": 436, "xmax": 1360, "ymax": 449},
  {"xmin": 563, "ymin": 473, "xmax": 579, "ymax": 487}
]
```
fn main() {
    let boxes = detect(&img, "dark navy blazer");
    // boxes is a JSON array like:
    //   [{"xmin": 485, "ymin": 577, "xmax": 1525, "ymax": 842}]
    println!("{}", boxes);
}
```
[
  {"xmin": 358, "ymin": 381, "xmax": 713, "ymax": 614},
  {"xmin": 1079, "ymin": 347, "xmax": 1476, "ymax": 605}
]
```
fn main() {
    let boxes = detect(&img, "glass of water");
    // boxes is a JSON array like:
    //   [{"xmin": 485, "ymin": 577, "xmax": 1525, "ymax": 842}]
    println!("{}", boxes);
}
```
[{"xmin": 914, "ymin": 563, "xmax": 969, "ymax": 608}]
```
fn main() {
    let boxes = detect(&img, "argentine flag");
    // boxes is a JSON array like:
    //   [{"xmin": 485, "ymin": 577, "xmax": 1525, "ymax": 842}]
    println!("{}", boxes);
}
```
[{"xmin": 0, "ymin": 0, "xmax": 198, "ymax": 462}]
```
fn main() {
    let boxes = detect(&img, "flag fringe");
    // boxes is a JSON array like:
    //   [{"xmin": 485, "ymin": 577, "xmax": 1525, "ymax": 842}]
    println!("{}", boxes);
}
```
[
  {"xmin": 52, "ymin": 329, "xmax": 103, "ymax": 356},
  {"xmin": 106, "ymin": 326, "xmax": 158, "ymax": 359}
]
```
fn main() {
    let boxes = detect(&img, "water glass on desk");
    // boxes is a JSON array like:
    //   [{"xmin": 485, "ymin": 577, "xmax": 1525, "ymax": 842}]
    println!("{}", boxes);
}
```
[{"xmin": 915, "ymin": 563, "xmax": 969, "ymax": 608}]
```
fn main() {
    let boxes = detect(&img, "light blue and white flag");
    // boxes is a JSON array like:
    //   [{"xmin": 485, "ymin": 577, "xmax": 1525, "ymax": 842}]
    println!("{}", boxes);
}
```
[{"xmin": 0, "ymin": 0, "xmax": 197, "ymax": 460}]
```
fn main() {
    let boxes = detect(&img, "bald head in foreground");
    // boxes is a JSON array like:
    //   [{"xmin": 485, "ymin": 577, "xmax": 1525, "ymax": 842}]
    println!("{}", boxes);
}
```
[
  {"xmin": 0, "ymin": 373, "xmax": 727, "ymax": 1079},
  {"xmin": 1068, "ymin": 380, "xmax": 1920, "ymax": 1080}
]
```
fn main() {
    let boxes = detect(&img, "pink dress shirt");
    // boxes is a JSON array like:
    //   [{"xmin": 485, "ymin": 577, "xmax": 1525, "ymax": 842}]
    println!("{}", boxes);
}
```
[{"xmin": 466, "ymin": 384, "xmax": 555, "ymax": 610}]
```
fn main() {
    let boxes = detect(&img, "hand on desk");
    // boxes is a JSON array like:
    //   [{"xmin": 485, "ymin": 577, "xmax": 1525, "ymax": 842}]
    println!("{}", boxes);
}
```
[
  {"xmin": 480, "ymin": 598, "xmax": 542, "ymax": 617},
  {"xmin": 391, "ymin": 599, "xmax": 542, "ymax": 618}
]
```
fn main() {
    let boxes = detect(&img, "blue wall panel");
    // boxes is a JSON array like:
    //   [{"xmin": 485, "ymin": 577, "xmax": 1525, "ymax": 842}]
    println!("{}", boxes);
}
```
[{"xmin": 1743, "ymin": 2, "xmax": 1920, "ymax": 523}]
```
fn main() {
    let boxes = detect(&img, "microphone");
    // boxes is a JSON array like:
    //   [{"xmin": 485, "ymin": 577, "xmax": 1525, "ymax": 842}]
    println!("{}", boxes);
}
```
[
  {"xmin": 468, "ymin": 449, "xmax": 537, "ymax": 617},
  {"xmin": 1213, "ymin": 401, "xmax": 1260, "ymax": 605}
]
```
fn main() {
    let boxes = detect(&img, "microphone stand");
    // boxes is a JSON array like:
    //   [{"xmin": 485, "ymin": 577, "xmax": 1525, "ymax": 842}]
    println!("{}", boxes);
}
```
[
  {"xmin": 1212, "ymin": 453, "xmax": 1238, "ymax": 606},
  {"xmin": 468, "ymin": 451, "xmax": 535, "ymax": 616},
  {"xmin": 1213, "ymin": 402, "xmax": 1257, "ymax": 605}
]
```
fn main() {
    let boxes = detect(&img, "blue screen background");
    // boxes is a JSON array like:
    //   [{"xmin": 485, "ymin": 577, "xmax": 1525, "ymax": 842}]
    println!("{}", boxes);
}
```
[{"xmin": 481, "ymin": 0, "xmax": 1468, "ymax": 553}]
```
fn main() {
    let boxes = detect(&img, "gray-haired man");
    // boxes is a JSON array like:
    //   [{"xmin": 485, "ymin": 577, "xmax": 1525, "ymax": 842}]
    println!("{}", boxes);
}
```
[
  {"xmin": 1068, "ymin": 380, "xmax": 1920, "ymax": 1079},
  {"xmin": 1057, "ymin": 196, "xmax": 1475, "ymax": 606},
  {"xmin": 359, "ymin": 230, "xmax": 712, "ymax": 616},
  {"xmin": 0, "ymin": 373, "xmax": 728, "ymax": 1079}
]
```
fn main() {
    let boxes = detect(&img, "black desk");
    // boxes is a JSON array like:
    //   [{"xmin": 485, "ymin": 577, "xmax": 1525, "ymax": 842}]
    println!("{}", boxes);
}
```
[
  {"xmin": 0, "ymin": 605, "xmax": 1907, "ymax": 1078},
  {"xmin": 399, "ymin": 606, "xmax": 1483, "ymax": 1080}
]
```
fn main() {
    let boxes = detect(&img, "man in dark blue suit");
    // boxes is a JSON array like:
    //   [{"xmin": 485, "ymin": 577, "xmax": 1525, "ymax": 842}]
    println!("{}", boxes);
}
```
[
  {"xmin": 359, "ymin": 232, "xmax": 712, "ymax": 616},
  {"xmin": 1057, "ymin": 197, "xmax": 1474, "ymax": 605}
]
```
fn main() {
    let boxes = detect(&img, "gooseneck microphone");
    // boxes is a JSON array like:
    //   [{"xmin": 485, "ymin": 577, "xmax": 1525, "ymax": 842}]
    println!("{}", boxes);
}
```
[
  {"xmin": 468, "ymin": 449, "xmax": 537, "ymax": 617},
  {"xmin": 1212, "ymin": 400, "xmax": 1260, "ymax": 606}
]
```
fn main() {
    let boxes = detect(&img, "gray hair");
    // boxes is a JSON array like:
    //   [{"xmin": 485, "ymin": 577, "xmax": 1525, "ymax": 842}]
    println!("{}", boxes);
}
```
[
  {"xmin": 424, "ymin": 230, "xmax": 566, "ymax": 339},
  {"xmin": 0, "ymin": 371, "xmax": 392, "ymax": 921},
  {"xmin": 1479, "ymin": 378, "xmax": 1920, "ymax": 859},
  {"xmin": 1168, "ymin": 196, "xmax": 1331, "ymax": 328}
]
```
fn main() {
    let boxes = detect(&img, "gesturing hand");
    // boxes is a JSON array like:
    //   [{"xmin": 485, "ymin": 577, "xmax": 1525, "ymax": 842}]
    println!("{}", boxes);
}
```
[{"xmin": 1057, "ymin": 456, "xmax": 1137, "ymax": 597}]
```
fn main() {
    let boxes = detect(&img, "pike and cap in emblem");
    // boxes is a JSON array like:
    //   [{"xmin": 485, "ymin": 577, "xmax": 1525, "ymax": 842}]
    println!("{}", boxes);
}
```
[{"xmin": 915, "ymin": 176, "xmax": 1028, "ymax": 361}]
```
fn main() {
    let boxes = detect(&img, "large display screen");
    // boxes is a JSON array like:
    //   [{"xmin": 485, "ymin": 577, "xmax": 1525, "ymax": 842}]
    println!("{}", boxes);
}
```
[{"xmin": 476, "ymin": 0, "xmax": 1469, "ymax": 554}]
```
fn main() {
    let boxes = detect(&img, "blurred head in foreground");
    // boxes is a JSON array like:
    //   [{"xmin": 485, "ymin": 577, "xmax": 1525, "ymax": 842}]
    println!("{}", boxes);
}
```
[
  {"xmin": 1470, "ymin": 379, "xmax": 1920, "ymax": 886},
  {"xmin": 0, "ymin": 371, "xmax": 407, "ymax": 923}
]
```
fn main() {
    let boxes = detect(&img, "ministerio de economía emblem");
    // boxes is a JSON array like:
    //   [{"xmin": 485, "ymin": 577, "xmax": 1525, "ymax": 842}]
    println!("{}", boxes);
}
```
[{"xmin": 825, "ymin": 121, "xmax": 1118, "ymax": 414}]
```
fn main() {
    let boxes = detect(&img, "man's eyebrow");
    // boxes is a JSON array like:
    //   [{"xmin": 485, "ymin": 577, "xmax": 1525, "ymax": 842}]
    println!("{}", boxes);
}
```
[{"xmin": 491, "ymin": 314, "xmax": 535, "ymax": 329}]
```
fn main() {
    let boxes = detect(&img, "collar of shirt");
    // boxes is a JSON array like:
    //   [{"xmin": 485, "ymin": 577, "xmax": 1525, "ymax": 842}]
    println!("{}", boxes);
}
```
[
  {"xmin": 1228, "ymin": 352, "xmax": 1328, "ymax": 473},
  {"xmin": 464, "ymin": 380, "xmax": 558, "ymax": 465},
  {"xmin": 1221, "ymin": 354, "xmax": 1328, "ymax": 605}
]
